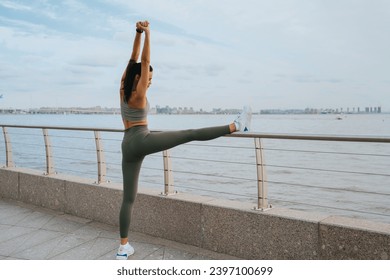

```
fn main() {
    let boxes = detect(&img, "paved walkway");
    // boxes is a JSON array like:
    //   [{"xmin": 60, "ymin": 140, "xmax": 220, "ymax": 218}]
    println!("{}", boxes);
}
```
[{"xmin": 0, "ymin": 199, "xmax": 239, "ymax": 260}]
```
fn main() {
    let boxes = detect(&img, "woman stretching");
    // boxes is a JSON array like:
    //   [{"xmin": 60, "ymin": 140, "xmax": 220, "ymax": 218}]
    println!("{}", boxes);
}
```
[{"xmin": 116, "ymin": 21, "xmax": 252, "ymax": 260}]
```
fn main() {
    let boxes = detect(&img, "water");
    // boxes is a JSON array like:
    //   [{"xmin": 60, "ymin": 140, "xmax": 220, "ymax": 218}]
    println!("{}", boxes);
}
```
[{"xmin": 1, "ymin": 113, "xmax": 390, "ymax": 224}]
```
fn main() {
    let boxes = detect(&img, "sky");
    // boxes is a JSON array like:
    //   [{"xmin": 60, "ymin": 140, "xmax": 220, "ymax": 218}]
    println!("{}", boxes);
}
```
[{"xmin": 0, "ymin": 0, "xmax": 389, "ymax": 111}]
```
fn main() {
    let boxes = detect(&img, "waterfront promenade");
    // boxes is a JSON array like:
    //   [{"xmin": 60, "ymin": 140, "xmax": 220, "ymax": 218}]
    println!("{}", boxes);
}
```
[
  {"xmin": 1, "ymin": 124, "xmax": 390, "ymax": 260},
  {"xmin": 0, "ymin": 198, "xmax": 237, "ymax": 260}
]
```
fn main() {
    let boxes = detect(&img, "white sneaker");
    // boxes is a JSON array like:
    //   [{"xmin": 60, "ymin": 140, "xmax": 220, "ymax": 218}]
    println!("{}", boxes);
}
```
[
  {"xmin": 116, "ymin": 243, "xmax": 135, "ymax": 260},
  {"xmin": 234, "ymin": 106, "xmax": 252, "ymax": 132}
]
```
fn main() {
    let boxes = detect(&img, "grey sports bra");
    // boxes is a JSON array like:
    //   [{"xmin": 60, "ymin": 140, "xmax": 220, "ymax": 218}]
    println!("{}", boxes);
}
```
[{"xmin": 121, "ymin": 99, "xmax": 150, "ymax": 122}]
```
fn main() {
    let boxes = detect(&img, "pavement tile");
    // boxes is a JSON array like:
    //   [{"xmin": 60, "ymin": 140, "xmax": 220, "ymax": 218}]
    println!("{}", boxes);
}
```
[
  {"xmin": 47, "ymin": 233, "xmax": 97, "ymax": 259},
  {"xmin": 0, "ymin": 200, "xmax": 36, "ymax": 214},
  {"xmin": 15, "ymin": 211, "xmax": 55, "ymax": 229},
  {"xmin": 0, "ymin": 208, "xmax": 35, "ymax": 226},
  {"xmin": 71, "ymin": 224, "xmax": 104, "ymax": 239},
  {"xmin": 71, "ymin": 223, "xmax": 120, "ymax": 241},
  {"xmin": 61, "ymin": 214, "xmax": 92, "ymax": 224},
  {"xmin": 142, "ymin": 246, "xmax": 165, "ymax": 260},
  {"xmin": 97, "ymin": 248, "xmax": 118, "ymax": 260},
  {"xmin": 0, "ymin": 199, "xmax": 239, "ymax": 260},
  {"xmin": 88, "ymin": 222, "xmax": 119, "ymax": 239},
  {"xmin": 40, "ymin": 215, "xmax": 89, "ymax": 234},
  {"xmin": 127, "ymin": 242, "xmax": 164, "ymax": 260},
  {"xmin": 11, "ymin": 233, "xmax": 89, "ymax": 260},
  {"xmin": 0, "ymin": 225, "xmax": 36, "ymax": 244},
  {"xmin": 0, "ymin": 224, "xmax": 12, "ymax": 231},
  {"xmin": 0, "ymin": 229, "xmax": 59, "ymax": 256},
  {"xmin": 50, "ymin": 237, "xmax": 118, "ymax": 260}
]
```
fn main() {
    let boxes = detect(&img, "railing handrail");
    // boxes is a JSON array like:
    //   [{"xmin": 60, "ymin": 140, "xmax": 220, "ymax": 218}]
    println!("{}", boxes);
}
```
[{"xmin": 1, "ymin": 124, "xmax": 390, "ymax": 143}]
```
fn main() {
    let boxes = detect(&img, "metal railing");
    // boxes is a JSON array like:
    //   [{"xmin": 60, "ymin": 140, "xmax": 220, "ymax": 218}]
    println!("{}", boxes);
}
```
[{"xmin": 1, "ymin": 124, "xmax": 390, "ymax": 218}]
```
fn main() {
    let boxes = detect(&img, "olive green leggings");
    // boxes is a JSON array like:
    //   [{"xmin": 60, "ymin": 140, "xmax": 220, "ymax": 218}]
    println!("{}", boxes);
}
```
[{"xmin": 119, "ymin": 125, "xmax": 231, "ymax": 238}]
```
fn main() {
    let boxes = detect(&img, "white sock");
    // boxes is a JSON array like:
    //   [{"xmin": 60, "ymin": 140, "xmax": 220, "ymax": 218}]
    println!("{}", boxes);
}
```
[{"xmin": 119, "ymin": 242, "xmax": 129, "ymax": 250}]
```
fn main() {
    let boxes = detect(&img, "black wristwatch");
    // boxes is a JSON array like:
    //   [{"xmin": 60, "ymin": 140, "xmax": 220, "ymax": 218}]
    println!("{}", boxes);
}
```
[{"xmin": 136, "ymin": 28, "xmax": 143, "ymax": 33}]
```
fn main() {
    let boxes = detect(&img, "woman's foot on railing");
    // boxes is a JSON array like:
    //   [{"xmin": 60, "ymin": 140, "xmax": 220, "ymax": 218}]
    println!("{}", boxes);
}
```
[{"xmin": 234, "ymin": 106, "xmax": 252, "ymax": 132}]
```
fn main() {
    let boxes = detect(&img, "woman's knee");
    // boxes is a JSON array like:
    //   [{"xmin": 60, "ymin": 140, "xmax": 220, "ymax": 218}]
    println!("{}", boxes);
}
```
[
  {"xmin": 122, "ymin": 188, "xmax": 137, "ymax": 205},
  {"xmin": 184, "ymin": 129, "xmax": 197, "ymax": 141},
  {"xmin": 124, "ymin": 194, "xmax": 137, "ymax": 205}
]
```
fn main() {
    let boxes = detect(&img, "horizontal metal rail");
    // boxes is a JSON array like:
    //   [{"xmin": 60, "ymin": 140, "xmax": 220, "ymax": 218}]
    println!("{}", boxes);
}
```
[{"xmin": 2, "ymin": 124, "xmax": 390, "ymax": 142}]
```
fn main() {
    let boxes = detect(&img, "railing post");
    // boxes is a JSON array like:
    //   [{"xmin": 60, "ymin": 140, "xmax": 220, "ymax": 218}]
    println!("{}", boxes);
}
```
[
  {"xmin": 254, "ymin": 137, "xmax": 270, "ymax": 210},
  {"xmin": 94, "ymin": 131, "xmax": 107, "ymax": 184},
  {"xmin": 2, "ymin": 127, "xmax": 14, "ymax": 168},
  {"xmin": 42, "ymin": 128, "xmax": 55, "ymax": 175},
  {"xmin": 162, "ymin": 149, "xmax": 175, "ymax": 195}
]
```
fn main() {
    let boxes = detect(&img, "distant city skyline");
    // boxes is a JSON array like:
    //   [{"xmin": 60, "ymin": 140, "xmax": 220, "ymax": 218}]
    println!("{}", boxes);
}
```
[
  {"xmin": 0, "ymin": 104, "xmax": 386, "ymax": 115},
  {"xmin": 1, "ymin": 1, "xmax": 389, "ymax": 111}
]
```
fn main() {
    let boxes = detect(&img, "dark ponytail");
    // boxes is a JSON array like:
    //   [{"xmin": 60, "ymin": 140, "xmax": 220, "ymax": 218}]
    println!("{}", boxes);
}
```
[{"xmin": 123, "ymin": 62, "xmax": 153, "ymax": 103}]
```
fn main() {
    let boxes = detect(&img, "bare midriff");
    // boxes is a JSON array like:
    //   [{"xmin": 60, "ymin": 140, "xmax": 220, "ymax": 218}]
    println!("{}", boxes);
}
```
[{"xmin": 122, "ymin": 119, "xmax": 148, "ymax": 130}]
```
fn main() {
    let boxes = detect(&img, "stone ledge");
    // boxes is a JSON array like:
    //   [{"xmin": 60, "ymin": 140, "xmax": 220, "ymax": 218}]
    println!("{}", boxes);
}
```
[{"xmin": 319, "ymin": 216, "xmax": 390, "ymax": 259}]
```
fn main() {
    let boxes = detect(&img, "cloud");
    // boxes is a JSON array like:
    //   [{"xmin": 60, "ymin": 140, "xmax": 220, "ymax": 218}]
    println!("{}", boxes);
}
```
[
  {"xmin": 1, "ymin": 1, "xmax": 389, "ymax": 110},
  {"xmin": 292, "ymin": 75, "xmax": 344, "ymax": 84},
  {"xmin": 0, "ymin": 1, "xmax": 31, "ymax": 11}
]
